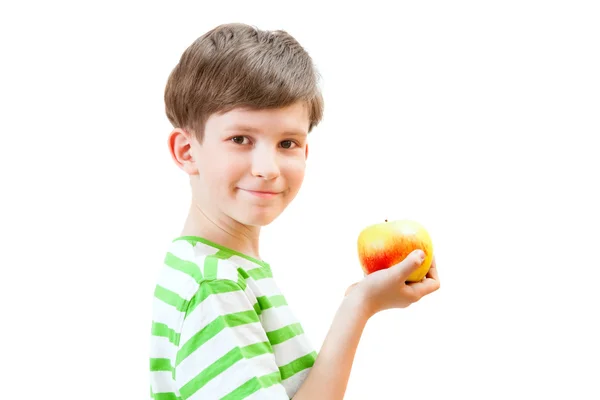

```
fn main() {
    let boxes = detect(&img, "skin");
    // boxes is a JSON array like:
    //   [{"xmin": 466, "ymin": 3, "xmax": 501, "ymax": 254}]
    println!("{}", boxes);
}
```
[
  {"xmin": 169, "ymin": 100, "xmax": 441, "ymax": 399},
  {"xmin": 298, "ymin": 254, "xmax": 439, "ymax": 399},
  {"xmin": 169, "ymin": 101, "xmax": 310, "ymax": 260}
]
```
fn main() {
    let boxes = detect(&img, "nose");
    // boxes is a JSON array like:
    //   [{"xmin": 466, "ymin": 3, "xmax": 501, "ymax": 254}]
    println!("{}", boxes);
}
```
[{"xmin": 251, "ymin": 147, "xmax": 280, "ymax": 180}]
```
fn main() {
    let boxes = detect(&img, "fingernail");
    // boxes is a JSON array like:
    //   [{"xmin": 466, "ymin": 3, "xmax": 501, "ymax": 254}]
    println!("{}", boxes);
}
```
[{"xmin": 418, "ymin": 250, "xmax": 425, "ymax": 260}]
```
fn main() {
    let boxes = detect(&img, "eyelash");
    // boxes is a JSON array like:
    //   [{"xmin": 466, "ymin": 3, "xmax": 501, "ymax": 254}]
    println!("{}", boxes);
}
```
[{"xmin": 230, "ymin": 136, "xmax": 299, "ymax": 149}]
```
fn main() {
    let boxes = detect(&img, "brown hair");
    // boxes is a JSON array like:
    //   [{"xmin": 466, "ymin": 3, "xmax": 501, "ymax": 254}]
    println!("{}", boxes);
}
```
[{"xmin": 164, "ymin": 23, "xmax": 324, "ymax": 141}]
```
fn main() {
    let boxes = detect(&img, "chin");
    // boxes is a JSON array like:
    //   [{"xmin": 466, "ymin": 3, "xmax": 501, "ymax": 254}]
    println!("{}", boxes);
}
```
[
  {"xmin": 237, "ymin": 211, "xmax": 281, "ymax": 227},
  {"xmin": 247, "ymin": 215, "xmax": 278, "ymax": 227}
]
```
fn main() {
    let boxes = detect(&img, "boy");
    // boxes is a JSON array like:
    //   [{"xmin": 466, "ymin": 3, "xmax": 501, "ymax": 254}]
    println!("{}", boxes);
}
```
[{"xmin": 149, "ymin": 23, "xmax": 440, "ymax": 400}]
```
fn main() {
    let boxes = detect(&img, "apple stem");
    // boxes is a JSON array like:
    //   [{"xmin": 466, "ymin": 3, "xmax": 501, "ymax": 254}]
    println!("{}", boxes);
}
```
[{"xmin": 385, "ymin": 219, "xmax": 388, "ymax": 222}]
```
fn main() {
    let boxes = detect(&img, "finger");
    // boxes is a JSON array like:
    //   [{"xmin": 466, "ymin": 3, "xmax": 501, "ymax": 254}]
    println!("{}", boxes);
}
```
[
  {"xmin": 390, "ymin": 249, "xmax": 426, "ymax": 280},
  {"xmin": 426, "ymin": 256, "xmax": 439, "ymax": 281},
  {"xmin": 345, "ymin": 282, "xmax": 359, "ymax": 296},
  {"xmin": 405, "ymin": 275, "xmax": 440, "ymax": 299}
]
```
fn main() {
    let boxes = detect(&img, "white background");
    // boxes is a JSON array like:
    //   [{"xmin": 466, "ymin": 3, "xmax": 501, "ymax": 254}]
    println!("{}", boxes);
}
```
[{"xmin": 1, "ymin": 1, "xmax": 599, "ymax": 399}]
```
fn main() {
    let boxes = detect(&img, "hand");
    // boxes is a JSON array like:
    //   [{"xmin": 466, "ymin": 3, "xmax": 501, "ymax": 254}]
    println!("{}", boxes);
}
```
[{"xmin": 345, "ymin": 250, "xmax": 440, "ymax": 317}]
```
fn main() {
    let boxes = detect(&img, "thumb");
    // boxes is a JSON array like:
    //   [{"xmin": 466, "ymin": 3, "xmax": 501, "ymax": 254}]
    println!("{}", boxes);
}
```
[{"xmin": 390, "ymin": 249, "xmax": 426, "ymax": 280}]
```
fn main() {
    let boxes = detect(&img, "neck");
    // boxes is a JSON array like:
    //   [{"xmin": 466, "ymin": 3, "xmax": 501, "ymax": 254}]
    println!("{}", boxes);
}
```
[{"xmin": 180, "ymin": 201, "xmax": 262, "ymax": 261}]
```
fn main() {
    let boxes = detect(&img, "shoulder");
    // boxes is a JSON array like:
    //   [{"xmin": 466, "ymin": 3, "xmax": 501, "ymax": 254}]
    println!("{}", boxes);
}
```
[
  {"xmin": 153, "ymin": 262, "xmax": 255, "ymax": 337},
  {"xmin": 154, "ymin": 240, "xmax": 251, "ymax": 311},
  {"xmin": 162, "ymin": 239, "xmax": 246, "ymax": 282}
]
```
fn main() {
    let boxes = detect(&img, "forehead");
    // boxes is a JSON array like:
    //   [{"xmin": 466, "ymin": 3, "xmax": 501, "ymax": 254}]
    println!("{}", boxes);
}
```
[{"xmin": 208, "ymin": 102, "xmax": 310, "ymax": 135}]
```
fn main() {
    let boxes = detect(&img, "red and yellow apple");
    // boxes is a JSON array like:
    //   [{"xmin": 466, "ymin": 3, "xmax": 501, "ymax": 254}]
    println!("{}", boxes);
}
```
[{"xmin": 357, "ymin": 219, "xmax": 434, "ymax": 282}]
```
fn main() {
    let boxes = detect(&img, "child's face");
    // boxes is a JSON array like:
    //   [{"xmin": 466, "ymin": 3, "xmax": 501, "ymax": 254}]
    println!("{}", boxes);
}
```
[{"xmin": 190, "ymin": 101, "xmax": 310, "ymax": 227}]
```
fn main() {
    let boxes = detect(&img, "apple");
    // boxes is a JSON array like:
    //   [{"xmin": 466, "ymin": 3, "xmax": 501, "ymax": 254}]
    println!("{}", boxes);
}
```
[{"xmin": 357, "ymin": 219, "xmax": 434, "ymax": 282}]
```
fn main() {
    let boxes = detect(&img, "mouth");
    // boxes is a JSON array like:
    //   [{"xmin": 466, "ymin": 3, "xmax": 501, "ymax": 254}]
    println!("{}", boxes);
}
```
[{"xmin": 240, "ymin": 189, "xmax": 282, "ymax": 199}]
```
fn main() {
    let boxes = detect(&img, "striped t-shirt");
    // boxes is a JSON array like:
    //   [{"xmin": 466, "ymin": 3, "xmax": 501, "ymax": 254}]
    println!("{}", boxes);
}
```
[{"xmin": 149, "ymin": 235, "xmax": 317, "ymax": 399}]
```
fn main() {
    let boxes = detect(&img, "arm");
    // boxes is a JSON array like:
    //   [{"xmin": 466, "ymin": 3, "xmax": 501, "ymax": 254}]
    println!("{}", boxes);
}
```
[
  {"xmin": 292, "ymin": 292, "xmax": 369, "ymax": 400},
  {"xmin": 293, "ymin": 251, "xmax": 440, "ymax": 400}
]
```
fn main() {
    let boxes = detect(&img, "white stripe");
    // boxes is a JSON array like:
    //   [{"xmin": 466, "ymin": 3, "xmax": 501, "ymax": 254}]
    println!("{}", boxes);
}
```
[
  {"xmin": 179, "ymin": 289, "xmax": 254, "ymax": 346},
  {"xmin": 260, "ymin": 305, "xmax": 300, "ymax": 333},
  {"xmin": 244, "ymin": 283, "xmax": 258, "ymax": 306},
  {"xmin": 272, "ymin": 333, "xmax": 313, "ymax": 366},
  {"xmin": 150, "ymin": 335, "xmax": 177, "ymax": 360},
  {"xmin": 246, "ymin": 277, "xmax": 282, "ymax": 298},
  {"xmin": 176, "ymin": 322, "xmax": 269, "ymax": 385},
  {"xmin": 152, "ymin": 298, "xmax": 185, "ymax": 334},
  {"xmin": 228, "ymin": 255, "xmax": 262, "ymax": 271},
  {"xmin": 216, "ymin": 259, "xmax": 240, "ymax": 281},
  {"xmin": 168, "ymin": 240, "xmax": 197, "ymax": 260},
  {"xmin": 282, "ymin": 368, "xmax": 311, "ymax": 398},
  {"xmin": 192, "ymin": 241, "xmax": 221, "ymax": 257},
  {"xmin": 245, "ymin": 383, "xmax": 289, "ymax": 399},
  {"xmin": 157, "ymin": 265, "xmax": 199, "ymax": 301},
  {"xmin": 189, "ymin": 353, "xmax": 280, "ymax": 400},
  {"xmin": 150, "ymin": 371, "xmax": 178, "ymax": 395}
]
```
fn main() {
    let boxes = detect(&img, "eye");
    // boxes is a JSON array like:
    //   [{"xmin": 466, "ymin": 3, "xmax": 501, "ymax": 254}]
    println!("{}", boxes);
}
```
[
  {"xmin": 280, "ymin": 140, "xmax": 297, "ymax": 149},
  {"xmin": 231, "ymin": 136, "xmax": 250, "ymax": 145}
]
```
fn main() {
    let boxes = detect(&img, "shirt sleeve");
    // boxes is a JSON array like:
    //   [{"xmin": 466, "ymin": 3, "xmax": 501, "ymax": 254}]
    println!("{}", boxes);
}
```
[{"xmin": 174, "ymin": 278, "xmax": 291, "ymax": 399}]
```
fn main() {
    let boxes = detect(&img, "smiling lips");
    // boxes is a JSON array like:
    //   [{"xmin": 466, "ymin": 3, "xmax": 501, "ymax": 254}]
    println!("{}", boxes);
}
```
[{"xmin": 241, "ymin": 189, "xmax": 282, "ymax": 198}]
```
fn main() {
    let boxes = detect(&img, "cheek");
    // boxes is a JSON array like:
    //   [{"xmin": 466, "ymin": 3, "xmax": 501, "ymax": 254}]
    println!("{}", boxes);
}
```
[
  {"xmin": 201, "ymin": 157, "xmax": 245, "ymax": 184},
  {"xmin": 283, "ymin": 157, "xmax": 306, "ymax": 186},
  {"xmin": 196, "ymin": 165, "xmax": 222, "ymax": 196}
]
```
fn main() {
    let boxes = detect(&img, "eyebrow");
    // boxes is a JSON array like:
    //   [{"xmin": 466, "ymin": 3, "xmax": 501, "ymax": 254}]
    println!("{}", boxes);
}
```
[{"xmin": 225, "ymin": 125, "xmax": 307, "ymax": 136}]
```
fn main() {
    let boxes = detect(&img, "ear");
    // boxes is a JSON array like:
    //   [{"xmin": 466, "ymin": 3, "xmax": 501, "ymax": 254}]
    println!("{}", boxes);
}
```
[{"xmin": 168, "ymin": 128, "xmax": 199, "ymax": 175}]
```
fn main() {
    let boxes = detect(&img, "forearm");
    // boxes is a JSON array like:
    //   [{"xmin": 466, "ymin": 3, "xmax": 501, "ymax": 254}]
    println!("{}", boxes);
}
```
[{"xmin": 293, "ymin": 293, "xmax": 371, "ymax": 400}]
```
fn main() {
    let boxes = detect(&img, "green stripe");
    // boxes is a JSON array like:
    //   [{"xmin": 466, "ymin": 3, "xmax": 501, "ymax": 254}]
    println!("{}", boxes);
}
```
[
  {"xmin": 155, "ymin": 285, "xmax": 188, "ymax": 312},
  {"xmin": 203, "ymin": 257, "xmax": 219, "ymax": 280},
  {"xmin": 247, "ymin": 267, "xmax": 272, "ymax": 280},
  {"xmin": 151, "ymin": 390, "xmax": 181, "ymax": 400},
  {"xmin": 150, "ymin": 357, "xmax": 173, "ymax": 372},
  {"xmin": 164, "ymin": 252, "xmax": 202, "ymax": 282},
  {"xmin": 179, "ymin": 342, "xmax": 273, "ymax": 398},
  {"xmin": 150, "ymin": 385, "xmax": 181, "ymax": 400},
  {"xmin": 252, "ymin": 302, "xmax": 262, "ymax": 316},
  {"xmin": 267, "ymin": 322, "xmax": 304, "ymax": 346},
  {"xmin": 151, "ymin": 322, "xmax": 181, "ymax": 346},
  {"xmin": 237, "ymin": 269, "xmax": 247, "ymax": 291},
  {"xmin": 241, "ymin": 341, "xmax": 272, "ymax": 358},
  {"xmin": 214, "ymin": 249, "xmax": 231, "ymax": 259},
  {"xmin": 150, "ymin": 357, "xmax": 175, "ymax": 379},
  {"xmin": 177, "ymin": 310, "xmax": 259, "ymax": 365},
  {"xmin": 186, "ymin": 279, "xmax": 246, "ymax": 317},
  {"xmin": 221, "ymin": 371, "xmax": 282, "ymax": 400},
  {"xmin": 237, "ymin": 268, "xmax": 250, "ymax": 280},
  {"xmin": 280, "ymin": 352, "xmax": 317, "ymax": 380},
  {"xmin": 256, "ymin": 295, "xmax": 287, "ymax": 311}
]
